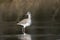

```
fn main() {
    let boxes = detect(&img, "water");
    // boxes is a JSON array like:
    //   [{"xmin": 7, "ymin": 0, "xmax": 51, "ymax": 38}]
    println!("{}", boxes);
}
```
[{"xmin": 18, "ymin": 34, "xmax": 31, "ymax": 40}]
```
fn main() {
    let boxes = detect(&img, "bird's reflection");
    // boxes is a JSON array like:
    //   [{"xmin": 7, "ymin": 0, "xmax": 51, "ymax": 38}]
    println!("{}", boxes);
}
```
[{"xmin": 18, "ymin": 34, "xmax": 31, "ymax": 40}]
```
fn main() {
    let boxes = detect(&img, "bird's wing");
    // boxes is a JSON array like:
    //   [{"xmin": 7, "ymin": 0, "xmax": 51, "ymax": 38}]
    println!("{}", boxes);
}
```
[{"xmin": 17, "ymin": 19, "xmax": 28, "ymax": 25}]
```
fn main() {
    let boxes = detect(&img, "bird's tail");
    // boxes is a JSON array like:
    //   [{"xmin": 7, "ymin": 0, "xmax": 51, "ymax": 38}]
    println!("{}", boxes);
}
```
[{"xmin": 17, "ymin": 23, "xmax": 21, "ymax": 25}]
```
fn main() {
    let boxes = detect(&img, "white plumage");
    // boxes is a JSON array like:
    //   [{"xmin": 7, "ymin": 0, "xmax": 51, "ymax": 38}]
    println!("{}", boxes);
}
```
[{"xmin": 17, "ymin": 11, "xmax": 31, "ymax": 35}]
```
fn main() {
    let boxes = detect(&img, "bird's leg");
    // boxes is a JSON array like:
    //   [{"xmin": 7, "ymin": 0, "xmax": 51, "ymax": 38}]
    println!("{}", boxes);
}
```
[
  {"xmin": 22, "ymin": 27, "xmax": 25, "ymax": 35},
  {"xmin": 24, "ymin": 27, "xmax": 26, "ymax": 35},
  {"xmin": 22, "ymin": 28, "xmax": 24, "ymax": 33}
]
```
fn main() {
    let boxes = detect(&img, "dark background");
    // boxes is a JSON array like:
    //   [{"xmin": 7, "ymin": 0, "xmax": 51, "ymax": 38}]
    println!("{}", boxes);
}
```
[{"xmin": 0, "ymin": 0, "xmax": 60, "ymax": 40}]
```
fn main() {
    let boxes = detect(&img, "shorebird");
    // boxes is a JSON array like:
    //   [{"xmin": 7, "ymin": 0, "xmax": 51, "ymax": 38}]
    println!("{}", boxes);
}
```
[{"xmin": 17, "ymin": 11, "xmax": 31, "ymax": 35}]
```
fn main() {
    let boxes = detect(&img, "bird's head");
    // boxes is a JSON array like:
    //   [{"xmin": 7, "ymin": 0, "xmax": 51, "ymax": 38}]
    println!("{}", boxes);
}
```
[{"xmin": 26, "ymin": 11, "xmax": 31, "ymax": 16}]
